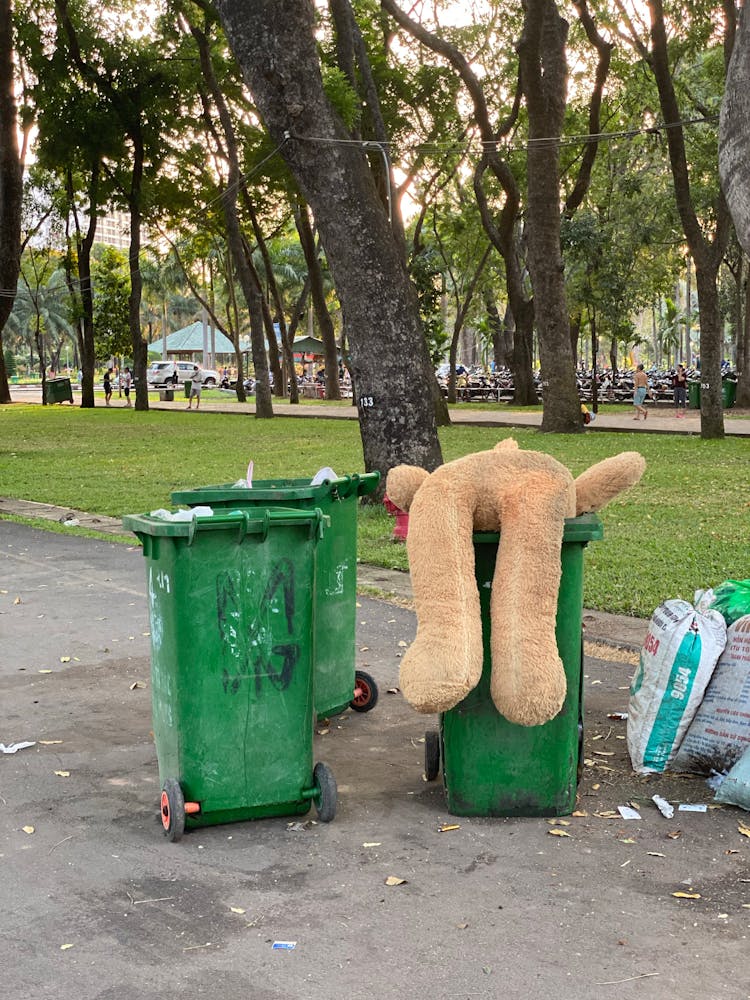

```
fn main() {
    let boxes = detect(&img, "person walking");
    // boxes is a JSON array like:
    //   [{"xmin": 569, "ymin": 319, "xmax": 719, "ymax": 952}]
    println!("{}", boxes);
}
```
[
  {"xmin": 632, "ymin": 364, "xmax": 649, "ymax": 420},
  {"xmin": 186, "ymin": 364, "xmax": 204, "ymax": 410},
  {"xmin": 123, "ymin": 367, "xmax": 132, "ymax": 407},
  {"xmin": 103, "ymin": 368, "xmax": 113, "ymax": 407},
  {"xmin": 672, "ymin": 364, "xmax": 688, "ymax": 418}
]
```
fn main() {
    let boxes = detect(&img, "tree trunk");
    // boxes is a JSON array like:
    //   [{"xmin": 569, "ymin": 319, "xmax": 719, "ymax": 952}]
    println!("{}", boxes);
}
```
[
  {"xmin": 519, "ymin": 0, "xmax": 581, "ymax": 432},
  {"xmin": 191, "ymin": 21, "xmax": 273, "ymax": 417},
  {"xmin": 648, "ymin": 0, "xmax": 730, "ymax": 438},
  {"xmin": 128, "ymin": 138, "xmax": 149, "ymax": 411},
  {"xmin": 0, "ymin": 0, "xmax": 23, "ymax": 404},
  {"xmin": 720, "ymin": 2, "xmax": 750, "ymax": 256},
  {"xmin": 215, "ymin": 0, "xmax": 442, "ymax": 479},
  {"xmin": 66, "ymin": 165, "xmax": 98, "ymax": 408},
  {"xmin": 295, "ymin": 203, "xmax": 341, "ymax": 399},
  {"xmin": 738, "ymin": 269, "xmax": 750, "ymax": 406}
]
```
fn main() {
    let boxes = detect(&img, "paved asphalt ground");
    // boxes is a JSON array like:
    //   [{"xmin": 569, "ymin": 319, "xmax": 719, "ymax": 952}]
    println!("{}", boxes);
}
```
[{"xmin": 3, "ymin": 390, "xmax": 750, "ymax": 998}]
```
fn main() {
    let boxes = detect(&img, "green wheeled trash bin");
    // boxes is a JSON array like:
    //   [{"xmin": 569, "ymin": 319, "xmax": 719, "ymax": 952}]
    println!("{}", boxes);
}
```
[
  {"xmin": 45, "ymin": 377, "xmax": 73, "ymax": 404},
  {"xmin": 424, "ymin": 514, "xmax": 603, "ymax": 817},
  {"xmin": 171, "ymin": 473, "xmax": 381, "ymax": 719},
  {"xmin": 184, "ymin": 380, "xmax": 192, "ymax": 398},
  {"xmin": 687, "ymin": 381, "xmax": 701, "ymax": 409},
  {"xmin": 722, "ymin": 378, "xmax": 737, "ymax": 409},
  {"xmin": 122, "ymin": 506, "xmax": 337, "ymax": 841}
]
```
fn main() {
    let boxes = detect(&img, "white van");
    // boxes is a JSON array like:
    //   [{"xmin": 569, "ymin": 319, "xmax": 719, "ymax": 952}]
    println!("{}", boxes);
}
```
[{"xmin": 146, "ymin": 361, "xmax": 219, "ymax": 388}]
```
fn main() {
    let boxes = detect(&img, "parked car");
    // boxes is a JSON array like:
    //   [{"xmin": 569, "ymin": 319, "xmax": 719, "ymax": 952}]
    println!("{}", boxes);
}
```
[{"xmin": 146, "ymin": 361, "xmax": 219, "ymax": 388}]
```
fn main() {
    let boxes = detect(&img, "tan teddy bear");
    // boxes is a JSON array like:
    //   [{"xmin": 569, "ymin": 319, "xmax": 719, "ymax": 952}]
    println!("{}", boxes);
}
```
[{"xmin": 386, "ymin": 440, "xmax": 645, "ymax": 726}]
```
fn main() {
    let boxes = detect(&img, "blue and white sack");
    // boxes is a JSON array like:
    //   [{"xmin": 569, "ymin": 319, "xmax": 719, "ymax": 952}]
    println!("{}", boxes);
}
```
[{"xmin": 627, "ymin": 599, "xmax": 727, "ymax": 774}]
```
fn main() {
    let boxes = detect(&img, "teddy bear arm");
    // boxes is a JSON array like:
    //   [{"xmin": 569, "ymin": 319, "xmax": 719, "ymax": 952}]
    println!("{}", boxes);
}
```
[
  {"xmin": 574, "ymin": 452, "xmax": 646, "ymax": 515},
  {"xmin": 385, "ymin": 464, "xmax": 430, "ymax": 512},
  {"xmin": 489, "ymin": 471, "xmax": 572, "ymax": 726}
]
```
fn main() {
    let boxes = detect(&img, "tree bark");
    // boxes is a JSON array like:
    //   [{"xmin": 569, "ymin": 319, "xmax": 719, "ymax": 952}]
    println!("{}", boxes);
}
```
[
  {"xmin": 65, "ymin": 164, "xmax": 98, "ymax": 408},
  {"xmin": 295, "ymin": 203, "xmax": 342, "ymax": 399},
  {"xmin": 0, "ymin": 0, "xmax": 23, "ymax": 404},
  {"xmin": 519, "ymin": 0, "xmax": 581, "ymax": 431},
  {"xmin": 214, "ymin": 0, "xmax": 442, "ymax": 479},
  {"xmin": 647, "ymin": 0, "xmax": 731, "ymax": 438},
  {"xmin": 720, "ymin": 2, "xmax": 750, "ymax": 256},
  {"xmin": 739, "ymin": 268, "xmax": 750, "ymax": 407}
]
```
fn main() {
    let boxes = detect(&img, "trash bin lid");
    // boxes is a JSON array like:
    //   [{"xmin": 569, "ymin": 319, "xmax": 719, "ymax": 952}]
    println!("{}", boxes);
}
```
[
  {"xmin": 171, "ymin": 471, "xmax": 380, "ymax": 504},
  {"xmin": 122, "ymin": 506, "xmax": 329, "ymax": 543},
  {"xmin": 473, "ymin": 513, "xmax": 603, "ymax": 545}
]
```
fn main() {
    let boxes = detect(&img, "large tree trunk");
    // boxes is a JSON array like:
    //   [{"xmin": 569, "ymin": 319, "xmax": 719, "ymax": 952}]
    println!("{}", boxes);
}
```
[
  {"xmin": 720, "ymin": 2, "xmax": 750, "ymax": 256},
  {"xmin": 215, "ymin": 0, "xmax": 442, "ymax": 479},
  {"xmin": 519, "ymin": 0, "xmax": 580, "ymax": 431},
  {"xmin": 0, "ymin": 0, "xmax": 23, "ymax": 404},
  {"xmin": 648, "ymin": 0, "xmax": 730, "ymax": 438}
]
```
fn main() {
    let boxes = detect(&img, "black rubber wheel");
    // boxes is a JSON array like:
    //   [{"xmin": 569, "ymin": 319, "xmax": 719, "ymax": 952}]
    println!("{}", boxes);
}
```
[
  {"xmin": 313, "ymin": 762, "xmax": 337, "ymax": 823},
  {"xmin": 351, "ymin": 670, "xmax": 379, "ymax": 713},
  {"xmin": 424, "ymin": 729, "xmax": 441, "ymax": 781},
  {"xmin": 160, "ymin": 778, "xmax": 186, "ymax": 842}
]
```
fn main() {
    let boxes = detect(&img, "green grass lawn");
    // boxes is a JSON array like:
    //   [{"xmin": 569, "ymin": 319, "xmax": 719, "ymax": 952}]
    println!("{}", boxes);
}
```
[{"xmin": 1, "ymin": 403, "xmax": 748, "ymax": 619}]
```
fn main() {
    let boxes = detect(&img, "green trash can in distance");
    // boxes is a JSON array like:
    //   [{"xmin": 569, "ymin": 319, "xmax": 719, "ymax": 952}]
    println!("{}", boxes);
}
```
[
  {"xmin": 687, "ymin": 381, "xmax": 701, "ymax": 409},
  {"xmin": 184, "ymin": 380, "xmax": 192, "ymax": 398},
  {"xmin": 45, "ymin": 377, "xmax": 73, "ymax": 404},
  {"xmin": 171, "ymin": 473, "xmax": 381, "ymax": 719},
  {"xmin": 123, "ymin": 506, "xmax": 337, "ymax": 841},
  {"xmin": 723, "ymin": 378, "xmax": 737, "ymax": 409},
  {"xmin": 427, "ymin": 514, "xmax": 603, "ymax": 818}
]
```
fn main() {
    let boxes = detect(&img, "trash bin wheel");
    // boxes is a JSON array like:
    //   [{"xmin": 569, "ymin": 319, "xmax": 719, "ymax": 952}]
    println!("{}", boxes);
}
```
[
  {"xmin": 160, "ymin": 779, "xmax": 186, "ymax": 842},
  {"xmin": 351, "ymin": 670, "xmax": 379, "ymax": 713},
  {"xmin": 313, "ymin": 762, "xmax": 337, "ymax": 823},
  {"xmin": 424, "ymin": 729, "xmax": 441, "ymax": 781}
]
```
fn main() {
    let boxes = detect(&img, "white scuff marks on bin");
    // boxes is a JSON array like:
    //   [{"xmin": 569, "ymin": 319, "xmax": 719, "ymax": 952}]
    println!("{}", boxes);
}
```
[
  {"xmin": 325, "ymin": 562, "xmax": 348, "ymax": 598},
  {"xmin": 148, "ymin": 566, "xmax": 166, "ymax": 647}
]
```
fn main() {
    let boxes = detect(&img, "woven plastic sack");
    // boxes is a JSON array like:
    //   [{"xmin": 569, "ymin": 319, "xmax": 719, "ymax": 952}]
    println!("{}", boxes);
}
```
[
  {"xmin": 627, "ymin": 599, "xmax": 727, "ymax": 774},
  {"xmin": 709, "ymin": 579, "xmax": 750, "ymax": 626},
  {"xmin": 714, "ymin": 744, "xmax": 750, "ymax": 811},
  {"xmin": 672, "ymin": 615, "xmax": 750, "ymax": 775}
]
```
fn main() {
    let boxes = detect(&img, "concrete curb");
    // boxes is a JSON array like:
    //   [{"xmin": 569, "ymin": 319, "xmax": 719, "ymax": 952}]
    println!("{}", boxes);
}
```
[{"xmin": 0, "ymin": 495, "xmax": 649, "ymax": 652}]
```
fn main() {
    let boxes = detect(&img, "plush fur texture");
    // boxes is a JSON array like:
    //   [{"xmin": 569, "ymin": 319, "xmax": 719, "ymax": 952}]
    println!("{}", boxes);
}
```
[{"xmin": 386, "ymin": 440, "xmax": 645, "ymax": 726}]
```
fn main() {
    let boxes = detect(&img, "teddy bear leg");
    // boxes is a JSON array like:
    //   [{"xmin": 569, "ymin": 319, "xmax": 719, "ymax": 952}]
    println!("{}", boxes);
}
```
[
  {"xmin": 489, "ymin": 472, "xmax": 571, "ymax": 726},
  {"xmin": 399, "ymin": 483, "xmax": 483, "ymax": 714}
]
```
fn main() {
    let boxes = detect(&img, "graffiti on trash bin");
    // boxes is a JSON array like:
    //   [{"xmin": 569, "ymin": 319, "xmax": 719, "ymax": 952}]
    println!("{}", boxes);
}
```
[{"xmin": 216, "ymin": 559, "xmax": 301, "ymax": 697}]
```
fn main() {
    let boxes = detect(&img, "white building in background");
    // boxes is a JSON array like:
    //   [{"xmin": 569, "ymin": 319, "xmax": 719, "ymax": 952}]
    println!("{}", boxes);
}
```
[{"xmin": 96, "ymin": 208, "xmax": 130, "ymax": 250}]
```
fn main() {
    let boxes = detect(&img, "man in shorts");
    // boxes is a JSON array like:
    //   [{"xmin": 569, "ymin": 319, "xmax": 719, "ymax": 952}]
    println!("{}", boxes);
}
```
[{"xmin": 187, "ymin": 364, "xmax": 204, "ymax": 410}]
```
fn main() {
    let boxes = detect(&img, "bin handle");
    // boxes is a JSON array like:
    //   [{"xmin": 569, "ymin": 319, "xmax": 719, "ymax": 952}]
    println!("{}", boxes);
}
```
[
  {"xmin": 335, "ymin": 475, "xmax": 356, "ymax": 500},
  {"xmin": 186, "ymin": 516, "xmax": 197, "ymax": 546}
]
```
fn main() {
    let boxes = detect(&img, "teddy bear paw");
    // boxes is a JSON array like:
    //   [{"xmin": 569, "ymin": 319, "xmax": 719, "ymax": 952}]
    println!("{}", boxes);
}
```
[{"xmin": 399, "ymin": 642, "xmax": 482, "ymax": 714}]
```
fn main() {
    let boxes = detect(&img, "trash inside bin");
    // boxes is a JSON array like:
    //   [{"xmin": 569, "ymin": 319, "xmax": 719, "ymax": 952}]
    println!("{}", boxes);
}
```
[
  {"xmin": 171, "ymin": 473, "xmax": 380, "ymax": 719},
  {"xmin": 425, "ymin": 514, "xmax": 603, "ymax": 817},
  {"xmin": 45, "ymin": 377, "xmax": 73, "ymax": 404},
  {"xmin": 122, "ymin": 506, "xmax": 336, "ymax": 840}
]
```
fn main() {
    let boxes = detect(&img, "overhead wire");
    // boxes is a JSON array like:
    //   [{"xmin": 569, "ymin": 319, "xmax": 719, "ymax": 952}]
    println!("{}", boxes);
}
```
[{"xmin": 0, "ymin": 112, "xmax": 720, "ymax": 301}]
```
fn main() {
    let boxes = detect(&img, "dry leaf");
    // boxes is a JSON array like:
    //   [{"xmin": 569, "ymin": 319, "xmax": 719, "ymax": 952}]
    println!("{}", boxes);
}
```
[
  {"xmin": 39, "ymin": 740, "xmax": 63, "ymax": 745},
  {"xmin": 359, "ymin": 646, "xmax": 369, "ymax": 652},
  {"xmin": 672, "ymin": 891, "xmax": 701, "ymax": 899},
  {"xmin": 13, "ymin": 596, "xmax": 22, "ymax": 605},
  {"xmin": 742, "ymin": 904, "xmax": 750, "ymax": 909},
  {"xmin": 647, "ymin": 852, "xmax": 666, "ymax": 857},
  {"xmin": 438, "ymin": 824, "xmax": 460, "ymax": 833},
  {"xmin": 22, "ymin": 825, "xmax": 35, "ymax": 834},
  {"xmin": 230, "ymin": 907, "xmax": 246, "ymax": 914},
  {"xmin": 54, "ymin": 770, "xmax": 70, "ymax": 778},
  {"xmin": 593, "ymin": 750, "xmax": 615, "ymax": 756},
  {"xmin": 38, "ymin": 669, "xmax": 53, "ymax": 674},
  {"xmin": 398, "ymin": 641, "xmax": 408, "ymax": 647},
  {"xmin": 456, "ymin": 922, "xmax": 469, "ymax": 929},
  {"xmin": 129, "ymin": 681, "xmax": 145, "ymax": 691},
  {"xmin": 316, "ymin": 729, "xmax": 330, "ymax": 736},
  {"xmin": 384, "ymin": 876, "xmax": 407, "ymax": 886},
  {"xmin": 571, "ymin": 810, "xmax": 588, "ymax": 817},
  {"xmin": 619, "ymin": 838, "xmax": 636, "ymax": 844},
  {"xmin": 666, "ymin": 830, "xmax": 682, "ymax": 840},
  {"xmin": 738, "ymin": 824, "xmax": 750, "ymax": 838},
  {"xmin": 547, "ymin": 818, "xmax": 571, "ymax": 826},
  {"xmin": 362, "ymin": 842, "xmax": 381, "ymax": 848},
  {"xmin": 60, "ymin": 656, "xmax": 71, "ymax": 663},
  {"xmin": 60, "ymin": 944, "xmax": 75, "ymax": 951},
  {"xmin": 386, "ymin": 687, "xmax": 400, "ymax": 694},
  {"xmin": 548, "ymin": 828, "xmax": 571, "ymax": 838}
]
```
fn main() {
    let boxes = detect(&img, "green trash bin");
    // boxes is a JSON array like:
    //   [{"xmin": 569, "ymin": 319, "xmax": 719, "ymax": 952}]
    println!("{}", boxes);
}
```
[
  {"xmin": 723, "ymin": 379, "xmax": 737, "ymax": 409},
  {"xmin": 184, "ymin": 379, "xmax": 192, "ymax": 398},
  {"xmin": 171, "ymin": 473, "xmax": 381, "ymax": 719},
  {"xmin": 45, "ymin": 377, "xmax": 73, "ymax": 404},
  {"xmin": 122, "ymin": 506, "xmax": 337, "ymax": 840},
  {"xmin": 424, "ymin": 514, "xmax": 603, "ymax": 817},
  {"xmin": 687, "ymin": 381, "xmax": 701, "ymax": 409}
]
